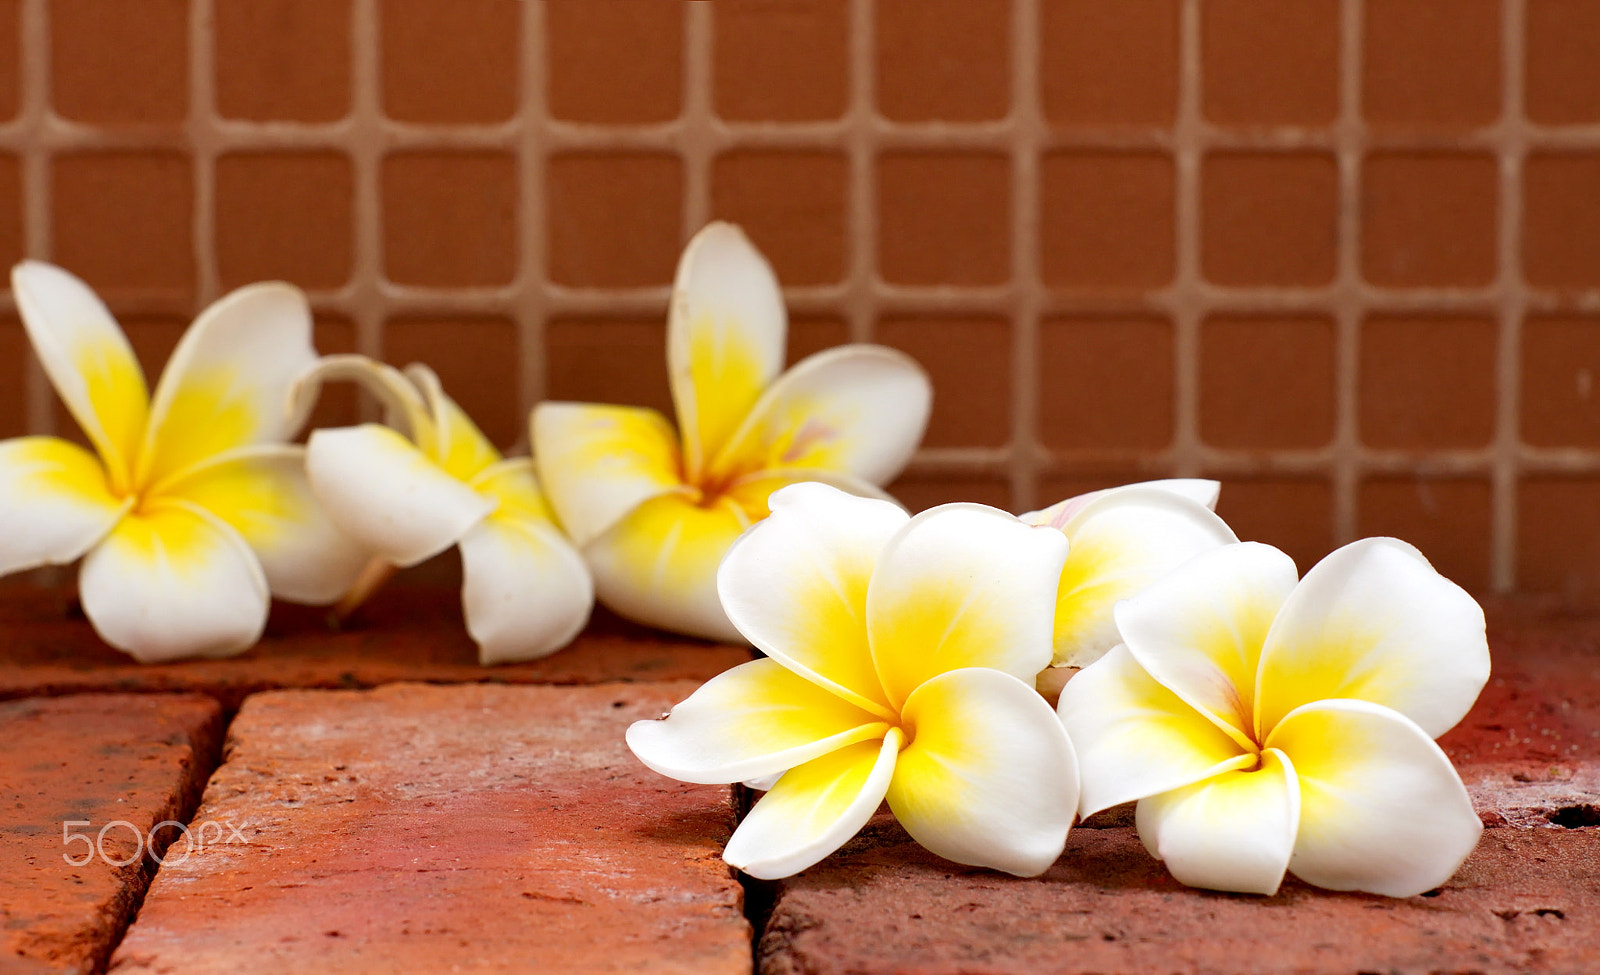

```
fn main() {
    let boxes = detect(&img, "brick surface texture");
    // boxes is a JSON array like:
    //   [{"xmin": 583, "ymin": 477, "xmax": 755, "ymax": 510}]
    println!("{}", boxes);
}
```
[{"xmin": 108, "ymin": 683, "xmax": 750, "ymax": 974}]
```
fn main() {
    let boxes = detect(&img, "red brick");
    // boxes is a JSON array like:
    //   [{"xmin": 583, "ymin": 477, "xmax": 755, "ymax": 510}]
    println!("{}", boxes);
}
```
[
  {"xmin": 110, "ymin": 683, "xmax": 749, "ymax": 973},
  {"xmin": 0, "ymin": 587, "xmax": 750, "ymax": 710},
  {"xmin": 0, "ymin": 694, "xmax": 222, "ymax": 973}
]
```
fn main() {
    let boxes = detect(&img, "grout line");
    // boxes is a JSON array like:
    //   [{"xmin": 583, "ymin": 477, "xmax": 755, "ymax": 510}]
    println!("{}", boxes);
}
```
[
  {"xmin": 682, "ymin": 1, "xmax": 714, "ymax": 235},
  {"xmin": 1493, "ymin": 0, "xmax": 1529, "ymax": 593},
  {"xmin": 347, "ymin": 0, "xmax": 384, "ymax": 421},
  {"xmin": 1170, "ymin": 0, "xmax": 1203, "ymax": 480},
  {"xmin": 846, "ymin": 0, "xmax": 876, "ymax": 346},
  {"xmin": 515, "ymin": 1, "xmax": 548, "ymax": 432},
  {"xmin": 189, "ymin": 0, "xmax": 219, "ymax": 310},
  {"xmin": 1009, "ymin": 0, "xmax": 1041, "ymax": 512},
  {"xmin": 1331, "ymin": 0, "xmax": 1367, "ymax": 547}
]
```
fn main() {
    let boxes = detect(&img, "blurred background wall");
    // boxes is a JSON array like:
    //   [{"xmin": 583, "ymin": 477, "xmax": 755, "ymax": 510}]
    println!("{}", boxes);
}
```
[{"xmin": 0, "ymin": 0, "xmax": 1597, "ymax": 600}]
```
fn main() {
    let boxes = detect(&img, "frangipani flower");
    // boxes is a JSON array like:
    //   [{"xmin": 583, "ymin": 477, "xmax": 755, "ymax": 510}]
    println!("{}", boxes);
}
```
[
  {"xmin": 1059, "ymin": 539, "xmax": 1490, "ymax": 897},
  {"xmin": 0, "ymin": 262, "xmax": 367, "ymax": 660},
  {"xmin": 297, "ymin": 356, "xmax": 593, "ymax": 665},
  {"xmin": 1021, "ymin": 478, "xmax": 1236, "ymax": 674},
  {"xmin": 534, "ymin": 223, "xmax": 931, "ymax": 642},
  {"xmin": 627, "ymin": 482, "xmax": 1078, "ymax": 880}
]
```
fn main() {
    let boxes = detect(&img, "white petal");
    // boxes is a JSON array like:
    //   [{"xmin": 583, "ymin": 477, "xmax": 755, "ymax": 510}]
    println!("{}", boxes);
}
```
[
  {"xmin": 706, "ymin": 344, "xmax": 931, "ymax": 488},
  {"xmin": 1021, "ymin": 478, "xmax": 1222, "ymax": 527},
  {"xmin": 625, "ymin": 658, "xmax": 891, "ymax": 785},
  {"xmin": 718, "ymin": 482, "xmax": 907, "ymax": 719},
  {"xmin": 1057, "ymin": 644, "xmax": 1254, "ymax": 818},
  {"xmin": 459, "ymin": 513, "xmax": 593, "ymax": 665},
  {"xmin": 1268, "ymin": 698, "xmax": 1482, "ymax": 897},
  {"xmin": 11, "ymin": 261, "xmax": 148, "ymax": 486},
  {"xmin": 138, "ymin": 282, "xmax": 318, "ymax": 490},
  {"xmin": 404, "ymin": 363, "xmax": 501, "ymax": 481},
  {"xmin": 668, "ymin": 222, "xmax": 787, "ymax": 480},
  {"xmin": 725, "ymin": 730, "xmax": 900, "ymax": 880},
  {"xmin": 0, "ymin": 436, "xmax": 127, "ymax": 576},
  {"xmin": 78, "ymin": 501, "xmax": 269, "ymax": 662},
  {"xmin": 305, "ymin": 424, "xmax": 493, "ymax": 568},
  {"xmin": 1116, "ymin": 542, "xmax": 1299, "ymax": 747},
  {"xmin": 531, "ymin": 401, "xmax": 686, "ymax": 548},
  {"xmin": 866, "ymin": 503, "xmax": 1069, "ymax": 711},
  {"xmin": 1047, "ymin": 485, "xmax": 1238, "ymax": 668},
  {"xmin": 290, "ymin": 355, "xmax": 432, "ymax": 445},
  {"xmin": 1255, "ymin": 537, "xmax": 1490, "ymax": 740},
  {"xmin": 887, "ymin": 668, "xmax": 1078, "ymax": 877},
  {"xmin": 1134, "ymin": 748, "xmax": 1299, "ymax": 896}
]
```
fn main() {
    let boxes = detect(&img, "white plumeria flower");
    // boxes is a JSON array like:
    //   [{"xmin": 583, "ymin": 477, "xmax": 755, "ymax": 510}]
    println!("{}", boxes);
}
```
[
  {"xmin": 534, "ymin": 223, "xmax": 931, "ymax": 642},
  {"xmin": 298, "ymin": 356, "xmax": 592, "ymax": 665},
  {"xmin": 1021, "ymin": 478, "xmax": 1236, "ymax": 674},
  {"xmin": 626, "ymin": 482, "xmax": 1078, "ymax": 880},
  {"xmin": 0, "ymin": 262, "xmax": 368, "ymax": 661},
  {"xmin": 1059, "ymin": 539, "xmax": 1491, "ymax": 897}
]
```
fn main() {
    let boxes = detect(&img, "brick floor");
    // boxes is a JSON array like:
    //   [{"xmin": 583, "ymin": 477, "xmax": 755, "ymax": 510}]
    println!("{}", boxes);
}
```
[
  {"xmin": 107, "ymin": 683, "xmax": 751, "ymax": 974},
  {"xmin": 0, "ymin": 694, "xmax": 223, "ymax": 974}
]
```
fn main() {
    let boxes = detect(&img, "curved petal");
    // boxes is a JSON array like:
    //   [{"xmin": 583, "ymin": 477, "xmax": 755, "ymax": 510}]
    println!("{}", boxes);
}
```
[
  {"xmin": 866, "ymin": 503, "xmax": 1069, "ymax": 711},
  {"xmin": 404, "ymin": 363, "xmax": 500, "ymax": 482},
  {"xmin": 1057, "ymin": 644, "xmax": 1255, "ymax": 818},
  {"xmin": 139, "ymin": 282, "xmax": 318, "ymax": 491},
  {"xmin": 0, "ymin": 436, "xmax": 128, "ymax": 576},
  {"xmin": 1022, "ymin": 478, "xmax": 1222, "ymax": 528},
  {"xmin": 1255, "ymin": 538, "xmax": 1490, "ymax": 741},
  {"xmin": 459, "ymin": 513, "xmax": 593, "ymax": 665},
  {"xmin": 160, "ymin": 445, "xmax": 370, "ymax": 604},
  {"xmin": 888, "ymin": 668, "xmax": 1078, "ymax": 877},
  {"xmin": 290, "ymin": 355, "xmax": 431, "ymax": 444},
  {"xmin": 725, "ymin": 730, "xmax": 900, "ymax": 881},
  {"xmin": 625, "ymin": 657, "xmax": 891, "ymax": 785},
  {"xmin": 531, "ymin": 402, "xmax": 685, "ymax": 548},
  {"xmin": 668, "ymin": 222, "xmax": 787, "ymax": 481},
  {"xmin": 1048, "ymin": 486, "xmax": 1238, "ymax": 668},
  {"xmin": 706, "ymin": 344, "xmax": 931, "ymax": 488},
  {"xmin": 304, "ymin": 424, "xmax": 493, "ymax": 568},
  {"xmin": 721, "ymin": 467, "xmax": 901, "ymax": 522},
  {"xmin": 11, "ymin": 261, "xmax": 148, "ymax": 490},
  {"xmin": 583, "ymin": 489, "xmax": 748, "ymax": 643},
  {"xmin": 1134, "ymin": 748, "xmax": 1299, "ymax": 896},
  {"xmin": 78, "ymin": 500, "xmax": 269, "ymax": 662},
  {"xmin": 1116, "ymin": 542, "xmax": 1299, "ymax": 748},
  {"xmin": 718, "ymin": 482, "xmax": 906, "ymax": 719},
  {"xmin": 1268, "ymin": 698, "xmax": 1482, "ymax": 897}
]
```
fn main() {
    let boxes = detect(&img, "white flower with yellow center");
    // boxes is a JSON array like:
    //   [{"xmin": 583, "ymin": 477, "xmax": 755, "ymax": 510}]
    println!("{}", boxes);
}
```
[
  {"xmin": 626, "ymin": 482, "xmax": 1078, "ymax": 880},
  {"xmin": 533, "ymin": 223, "xmax": 931, "ymax": 642},
  {"xmin": 298, "ymin": 356, "xmax": 592, "ymax": 664},
  {"xmin": 1059, "ymin": 539, "xmax": 1491, "ymax": 897},
  {"xmin": 0, "ymin": 262, "xmax": 368, "ymax": 661}
]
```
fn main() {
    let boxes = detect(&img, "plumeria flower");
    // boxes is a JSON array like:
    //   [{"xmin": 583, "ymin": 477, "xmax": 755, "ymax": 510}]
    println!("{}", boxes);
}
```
[
  {"xmin": 1058, "ymin": 539, "xmax": 1490, "ymax": 897},
  {"xmin": 1020, "ymin": 479, "xmax": 1236, "ymax": 689},
  {"xmin": 296, "ymin": 355, "xmax": 592, "ymax": 664},
  {"xmin": 0, "ymin": 262, "xmax": 367, "ymax": 661},
  {"xmin": 534, "ymin": 223, "xmax": 931, "ymax": 642},
  {"xmin": 626, "ymin": 482, "xmax": 1078, "ymax": 880}
]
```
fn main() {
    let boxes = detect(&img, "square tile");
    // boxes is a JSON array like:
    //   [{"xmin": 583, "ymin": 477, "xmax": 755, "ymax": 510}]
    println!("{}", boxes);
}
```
[
  {"xmin": 382, "ymin": 151, "xmax": 516, "ymax": 287},
  {"xmin": 216, "ymin": 152, "xmax": 352, "ymax": 290},
  {"xmin": 385, "ymin": 317, "xmax": 520, "ymax": 449},
  {"xmin": 1212, "ymin": 476, "xmax": 1335, "ymax": 574},
  {"xmin": 0, "ymin": 153, "xmax": 19, "ymax": 270},
  {"xmin": 215, "ymin": 0, "xmax": 349, "ymax": 121},
  {"xmin": 878, "ymin": 151, "xmax": 1010, "ymax": 286},
  {"xmin": 544, "ymin": 317, "xmax": 672, "ymax": 419},
  {"xmin": 1522, "ymin": 315, "xmax": 1600, "ymax": 447},
  {"xmin": 1040, "ymin": 0, "xmax": 1177, "ymax": 126},
  {"xmin": 53, "ymin": 152, "xmax": 193, "ymax": 295},
  {"xmin": 877, "ymin": 317, "xmax": 1011, "ymax": 448},
  {"xmin": 1038, "ymin": 316, "xmax": 1173, "ymax": 449},
  {"xmin": 1202, "ymin": 0, "xmax": 1339, "ymax": 126},
  {"xmin": 1523, "ymin": 154, "xmax": 1600, "ymax": 288},
  {"xmin": 1363, "ymin": 0, "xmax": 1499, "ymax": 129},
  {"xmin": 1360, "ymin": 314, "xmax": 1496, "ymax": 448},
  {"xmin": 876, "ymin": 0, "xmax": 1009, "ymax": 121},
  {"xmin": 547, "ymin": 0, "xmax": 681, "ymax": 123},
  {"xmin": 547, "ymin": 153, "xmax": 682, "ymax": 288},
  {"xmin": 712, "ymin": 151, "xmax": 847, "ymax": 286},
  {"xmin": 1201, "ymin": 153, "xmax": 1337, "ymax": 286},
  {"xmin": 885, "ymin": 472, "xmax": 1013, "ymax": 513},
  {"xmin": 1359, "ymin": 476, "xmax": 1491, "ymax": 594},
  {"xmin": 1526, "ymin": 0, "xmax": 1600, "ymax": 125},
  {"xmin": 381, "ymin": 0, "xmax": 517, "ymax": 123},
  {"xmin": 51, "ymin": 0, "xmax": 186, "ymax": 123},
  {"xmin": 1362, "ymin": 153, "xmax": 1497, "ymax": 287},
  {"xmin": 0, "ymin": 0, "xmax": 18, "ymax": 122},
  {"xmin": 714, "ymin": 0, "xmax": 845, "ymax": 121},
  {"xmin": 787, "ymin": 316, "xmax": 850, "ymax": 367},
  {"xmin": 1519, "ymin": 476, "xmax": 1600, "ymax": 599},
  {"xmin": 1040, "ymin": 151, "xmax": 1174, "ymax": 289},
  {"xmin": 0, "ymin": 314, "xmax": 26, "ymax": 438},
  {"xmin": 1201, "ymin": 315, "xmax": 1335, "ymax": 448}
]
